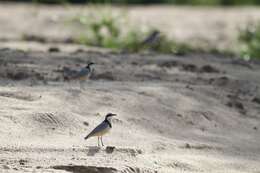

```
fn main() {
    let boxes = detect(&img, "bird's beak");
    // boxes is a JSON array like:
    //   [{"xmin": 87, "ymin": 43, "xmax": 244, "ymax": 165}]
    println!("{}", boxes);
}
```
[{"xmin": 111, "ymin": 114, "xmax": 117, "ymax": 116}]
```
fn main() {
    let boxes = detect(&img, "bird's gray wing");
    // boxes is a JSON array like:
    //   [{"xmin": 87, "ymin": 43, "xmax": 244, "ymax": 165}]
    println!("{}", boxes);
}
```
[
  {"xmin": 141, "ymin": 31, "xmax": 160, "ymax": 45},
  {"xmin": 84, "ymin": 121, "xmax": 109, "ymax": 139},
  {"xmin": 63, "ymin": 67, "xmax": 80, "ymax": 79},
  {"xmin": 75, "ymin": 68, "xmax": 90, "ymax": 78}
]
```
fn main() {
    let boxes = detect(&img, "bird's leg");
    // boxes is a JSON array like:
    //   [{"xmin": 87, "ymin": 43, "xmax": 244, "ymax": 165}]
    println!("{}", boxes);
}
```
[
  {"xmin": 79, "ymin": 80, "xmax": 82, "ymax": 90},
  {"xmin": 78, "ymin": 80, "xmax": 81, "ymax": 90},
  {"xmin": 79, "ymin": 80, "xmax": 85, "ymax": 90},
  {"xmin": 87, "ymin": 76, "xmax": 92, "ymax": 85},
  {"xmin": 98, "ymin": 137, "xmax": 100, "ymax": 147},
  {"xmin": 67, "ymin": 80, "xmax": 71, "ymax": 89},
  {"xmin": 101, "ymin": 136, "xmax": 104, "ymax": 146}
]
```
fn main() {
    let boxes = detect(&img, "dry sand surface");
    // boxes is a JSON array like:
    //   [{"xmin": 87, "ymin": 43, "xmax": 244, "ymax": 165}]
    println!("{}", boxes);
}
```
[{"xmin": 0, "ymin": 48, "xmax": 260, "ymax": 172}]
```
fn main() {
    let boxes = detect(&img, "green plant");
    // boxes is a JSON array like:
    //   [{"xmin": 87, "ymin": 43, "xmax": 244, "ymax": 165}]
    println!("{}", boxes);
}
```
[
  {"xmin": 73, "ymin": 8, "xmax": 124, "ymax": 48},
  {"xmin": 72, "ymin": 9, "xmax": 194, "ymax": 54},
  {"xmin": 239, "ymin": 23, "xmax": 260, "ymax": 59}
]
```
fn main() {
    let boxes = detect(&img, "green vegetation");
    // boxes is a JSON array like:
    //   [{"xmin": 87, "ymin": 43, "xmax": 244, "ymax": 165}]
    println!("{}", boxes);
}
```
[
  {"xmin": 17, "ymin": 0, "xmax": 260, "ymax": 5},
  {"xmin": 74, "ymin": 10, "xmax": 125, "ymax": 49},
  {"xmin": 72, "ymin": 9, "xmax": 191, "ymax": 54},
  {"xmin": 239, "ymin": 23, "xmax": 260, "ymax": 59},
  {"xmin": 73, "ymin": 9, "xmax": 260, "ymax": 58},
  {"xmin": 72, "ymin": 8, "xmax": 240, "ymax": 55}
]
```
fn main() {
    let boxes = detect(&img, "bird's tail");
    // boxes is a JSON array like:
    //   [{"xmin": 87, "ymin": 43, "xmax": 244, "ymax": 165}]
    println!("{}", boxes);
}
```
[{"xmin": 84, "ymin": 135, "xmax": 90, "ymax": 140}]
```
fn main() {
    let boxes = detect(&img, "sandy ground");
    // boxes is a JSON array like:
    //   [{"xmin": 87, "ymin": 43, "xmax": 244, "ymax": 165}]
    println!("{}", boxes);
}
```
[
  {"xmin": 0, "ymin": 48, "xmax": 260, "ymax": 172},
  {"xmin": 0, "ymin": 3, "xmax": 260, "ymax": 173}
]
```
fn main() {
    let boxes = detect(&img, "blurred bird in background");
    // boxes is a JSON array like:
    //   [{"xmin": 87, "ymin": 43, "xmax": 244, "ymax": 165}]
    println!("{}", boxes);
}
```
[
  {"xmin": 63, "ymin": 62, "xmax": 94, "ymax": 89},
  {"xmin": 141, "ymin": 29, "xmax": 161, "ymax": 48}
]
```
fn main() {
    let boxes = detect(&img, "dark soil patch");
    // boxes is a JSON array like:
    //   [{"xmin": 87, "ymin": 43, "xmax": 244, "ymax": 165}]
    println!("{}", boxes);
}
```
[
  {"xmin": 48, "ymin": 47, "xmax": 60, "ymax": 52},
  {"xmin": 199, "ymin": 65, "xmax": 219, "ymax": 73},
  {"xmin": 252, "ymin": 97, "xmax": 260, "ymax": 104},
  {"xmin": 158, "ymin": 60, "xmax": 179, "ymax": 68},
  {"xmin": 52, "ymin": 165, "xmax": 117, "ymax": 173},
  {"xmin": 181, "ymin": 64, "xmax": 198, "ymax": 72}
]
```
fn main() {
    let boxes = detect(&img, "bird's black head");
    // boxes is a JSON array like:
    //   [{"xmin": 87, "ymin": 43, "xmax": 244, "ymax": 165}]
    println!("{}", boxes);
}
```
[
  {"xmin": 86, "ymin": 62, "xmax": 94, "ymax": 68},
  {"xmin": 151, "ymin": 29, "xmax": 160, "ymax": 36},
  {"xmin": 105, "ymin": 113, "xmax": 117, "ymax": 120}
]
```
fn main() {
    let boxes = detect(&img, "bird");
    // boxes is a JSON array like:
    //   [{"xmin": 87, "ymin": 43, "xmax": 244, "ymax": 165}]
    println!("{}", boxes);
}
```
[
  {"xmin": 63, "ymin": 62, "xmax": 95, "ymax": 88},
  {"xmin": 84, "ymin": 113, "xmax": 117, "ymax": 147},
  {"xmin": 141, "ymin": 30, "xmax": 161, "ymax": 47}
]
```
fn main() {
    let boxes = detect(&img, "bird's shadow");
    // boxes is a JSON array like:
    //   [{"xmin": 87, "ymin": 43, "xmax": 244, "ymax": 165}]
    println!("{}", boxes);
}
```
[
  {"xmin": 86, "ymin": 146, "xmax": 116, "ymax": 156},
  {"xmin": 87, "ymin": 146, "xmax": 101, "ymax": 156}
]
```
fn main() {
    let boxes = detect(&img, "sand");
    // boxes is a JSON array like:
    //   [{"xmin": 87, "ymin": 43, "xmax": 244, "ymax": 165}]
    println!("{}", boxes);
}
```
[{"xmin": 0, "ymin": 48, "xmax": 259, "ymax": 172}]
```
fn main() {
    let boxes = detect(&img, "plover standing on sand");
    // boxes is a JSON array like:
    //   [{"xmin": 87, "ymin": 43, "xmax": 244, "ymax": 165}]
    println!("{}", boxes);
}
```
[{"xmin": 84, "ymin": 113, "xmax": 117, "ymax": 147}]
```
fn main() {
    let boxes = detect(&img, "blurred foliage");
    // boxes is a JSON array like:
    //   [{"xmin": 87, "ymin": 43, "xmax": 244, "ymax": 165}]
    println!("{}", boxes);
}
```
[
  {"xmin": 12, "ymin": 0, "xmax": 260, "ymax": 5},
  {"xmin": 72, "ymin": 9, "xmax": 191, "ymax": 54},
  {"xmin": 239, "ymin": 23, "xmax": 260, "ymax": 59}
]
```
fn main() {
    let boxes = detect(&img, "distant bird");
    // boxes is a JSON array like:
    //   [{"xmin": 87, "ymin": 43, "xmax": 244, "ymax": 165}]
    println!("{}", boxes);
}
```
[
  {"xmin": 84, "ymin": 113, "xmax": 117, "ymax": 147},
  {"xmin": 141, "ymin": 30, "xmax": 161, "ymax": 47},
  {"xmin": 63, "ymin": 62, "xmax": 94, "ymax": 88}
]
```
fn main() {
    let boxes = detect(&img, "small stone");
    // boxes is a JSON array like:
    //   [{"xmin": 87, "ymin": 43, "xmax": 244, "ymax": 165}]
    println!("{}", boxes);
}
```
[
  {"xmin": 177, "ymin": 114, "xmax": 183, "ymax": 118},
  {"xmin": 106, "ymin": 146, "xmax": 116, "ymax": 154},
  {"xmin": 19, "ymin": 159, "xmax": 27, "ymax": 165},
  {"xmin": 137, "ymin": 149, "xmax": 143, "ymax": 154},
  {"xmin": 83, "ymin": 121, "xmax": 89, "ymax": 126},
  {"xmin": 185, "ymin": 143, "xmax": 191, "ymax": 149},
  {"xmin": 48, "ymin": 47, "xmax": 60, "ymax": 52}
]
